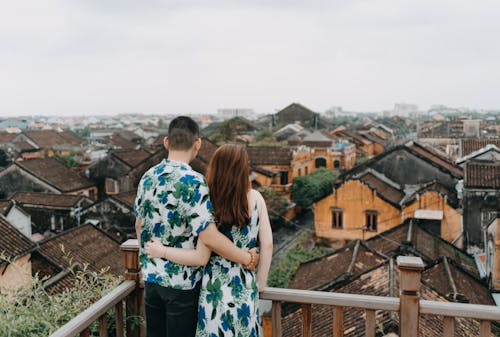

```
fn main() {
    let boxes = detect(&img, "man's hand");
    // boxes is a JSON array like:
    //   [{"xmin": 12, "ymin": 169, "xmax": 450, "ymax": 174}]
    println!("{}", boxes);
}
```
[
  {"xmin": 145, "ymin": 238, "xmax": 166, "ymax": 259},
  {"xmin": 242, "ymin": 248, "xmax": 260, "ymax": 271}
]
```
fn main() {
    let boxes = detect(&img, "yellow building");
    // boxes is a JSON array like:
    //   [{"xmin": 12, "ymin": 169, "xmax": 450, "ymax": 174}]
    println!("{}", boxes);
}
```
[{"xmin": 314, "ymin": 169, "xmax": 462, "ymax": 244}]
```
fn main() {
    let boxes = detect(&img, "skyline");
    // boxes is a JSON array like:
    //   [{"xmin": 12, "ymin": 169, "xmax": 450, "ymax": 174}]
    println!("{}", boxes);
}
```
[{"xmin": 1, "ymin": 0, "xmax": 500, "ymax": 116}]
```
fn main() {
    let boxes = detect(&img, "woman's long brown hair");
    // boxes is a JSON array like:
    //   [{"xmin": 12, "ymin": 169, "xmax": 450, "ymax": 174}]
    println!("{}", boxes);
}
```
[{"xmin": 206, "ymin": 144, "xmax": 250, "ymax": 228}]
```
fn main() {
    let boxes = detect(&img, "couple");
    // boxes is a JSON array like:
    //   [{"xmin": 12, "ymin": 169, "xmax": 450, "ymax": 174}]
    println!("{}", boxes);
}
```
[{"xmin": 134, "ymin": 116, "xmax": 273, "ymax": 337}]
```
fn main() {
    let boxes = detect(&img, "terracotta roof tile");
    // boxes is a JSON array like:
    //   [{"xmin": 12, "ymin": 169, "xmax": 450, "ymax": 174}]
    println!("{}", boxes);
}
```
[
  {"xmin": 112, "ymin": 149, "xmax": 151, "ymax": 168},
  {"xmin": 358, "ymin": 172, "xmax": 405, "ymax": 207},
  {"xmin": 464, "ymin": 162, "xmax": 500, "ymax": 189},
  {"xmin": 11, "ymin": 192, "xmax": 89, "ymax": 208},
  {"xmin": 103, "ymin": 135, "xmax": 137, "ymax": 150},
  {"xmin": 282, "ymin": 262, "xmax": 496, "ymax": 337},
  {"xmin": 16, "ymin": 158, "xmax": 95, "ymax": 192},
  {"xmin": 197, "ymin": 138, "xmax": 218, "ymax": 163},
  {"xmin": 110, "ymin": 190, "xmax": 137, "ymax": 209},
  {"xmin": 422, "ymin": 258, "xmax": 495, "ymax": 305},
  {"xmin": 290, "ymin": 241, "xmax": 387, "ymax": 290},
  {"xmin": 37, "ymin": 225, "xmax": 123, "ymax": 276},
  {"xmin": 461, "ymin": 139, "xmax": 500, "ymax": 157},
  {"xmin": 0, "ymin": 133, "xmax": 16, "ymax": 143},
  {"xmin": 409, "ymin": 143, "xmax": 463, "ymax": 177},
  {"xmin": 247, "ymin": 146, "xmax": 293, "ymax": 165},
  {"xmin": 23, "ymin": 130, "xmax": 82, "ymax": 148},
  {"xmin": 0, "ymin": 215, "xmax": 35, "ymax": 261}
]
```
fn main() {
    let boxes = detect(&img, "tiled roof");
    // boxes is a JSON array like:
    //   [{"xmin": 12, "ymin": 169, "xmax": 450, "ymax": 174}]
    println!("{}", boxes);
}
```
[
  {"xmin": 197, "ymin": 137, "xmax": 218, "ymax": 163},
  {"xmin": 11, "ymin": 192, "xmax": 87, "ymax": 208},
  {"xmin": 247, "ymin": 146, "xmax": 293, "ymax": 165},
  {"xmin": 14, "ymin": 141, "xmax": 38, "ymax": 152},
  {"xmin": 16, "ymin": 158, "xmax": 95, "ymax": 192},
  {"xmin": 36, "ymin": 224, "xmax": 123, "ymax": 276},
  {"xmin": 408, "ymin": 142, "xmax": 463, "ymax": 177},
  {"xmin": 0, "ymin": 133, "xmax": 16, "ymax": 143},
  {"xmin": 0, "ymin": 200, "xmax": 11, "ymax": 215},
  {"xmin": 358, "ymin": 172, "xmax": 405, "ymax": 207},
  {"xmin": 290, "ymin": 241, "xmax": 386, "ymax": 290},
  {"xmin": 461, "ymin": 138, "xmax": 500, "ymax": 156},
  {"xmin": 332, "ymin": 129, "xmax": 372, "ymax": 145},
  {"xmin": 283, "ymin": 261, "xmax": 497, "ymax": 337},
  {"xmin": 0, "ymin": 215, "xmax": 35, "ymax": 261},
  {"xmin": 110, "ymin": 190, "xmax": 137, "ymax": 209},
  {"xmin": 422, "ymin": 257, "xmax": 495, "ymax": 305},
  {"xmin": 23, "ymin": 130, "xmax": 82, "ymax": 148},
  {"xmin": 112, "ymin": 149, "xmax": 152, "ymax": 168},
  {"xmin": 464, "ymin": 162, "xmax": 500, "ymax": 189},
  {"xmin": 290, "ymin": 221, "xmax": 478, "ymax": 293},
  {"xmin": 103, "ymin": 135, "xmax": 137, "ymax": 150},
  {"xmin": 368, "ymin": 221, "xmax": 478, "ymax": 276}
]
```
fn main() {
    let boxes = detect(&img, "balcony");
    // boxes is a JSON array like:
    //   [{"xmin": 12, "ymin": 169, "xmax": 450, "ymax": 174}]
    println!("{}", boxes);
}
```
[{"xmin": 49, "ymin": 240, "xmax": 500, "ymax": 337}]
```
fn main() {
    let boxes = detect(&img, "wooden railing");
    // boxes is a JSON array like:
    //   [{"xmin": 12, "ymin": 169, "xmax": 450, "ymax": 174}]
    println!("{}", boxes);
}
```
[
  {"xmin": 49, "ymin": 239, "xmax": 144, "ymax": 337},
  {"xmin": 50, "ymin": 240, "xmax": 500, "ymax": 337},
  {"xmin": 260, "ymin": 256, "xmax": 500, "ymax": 337}
]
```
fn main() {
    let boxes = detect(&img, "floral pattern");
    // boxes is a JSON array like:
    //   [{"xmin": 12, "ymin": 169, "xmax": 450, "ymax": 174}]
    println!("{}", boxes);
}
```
[
  {"xmin": 196, "ymin": 190, "xmax": 262, "ymax": 337},
  {"xmin": 134, "ymin": 159, "xmax": 213, "ymax": 290}
]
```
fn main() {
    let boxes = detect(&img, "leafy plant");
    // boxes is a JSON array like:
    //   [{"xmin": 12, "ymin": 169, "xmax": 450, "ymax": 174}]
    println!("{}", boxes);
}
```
[
  {"xmin": 0, "ymin": 254, "xmax": 122, "ymax": 337},
  {"xmin": 291, "ymin": 167, "xmax": 338, "ymax": 208},
  {"xmin": 268, "ymin": 231, "xmax": 333, "ymax": 288},
  {"xmin": 257, "ymin": 186, "xmax": 290, "ymax": 228}
]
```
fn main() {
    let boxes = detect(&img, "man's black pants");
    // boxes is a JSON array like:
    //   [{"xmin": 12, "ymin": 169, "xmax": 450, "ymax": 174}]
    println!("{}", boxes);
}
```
[{"xmin": 144, "ymin": 282, "xmax": 200, "ymax": 337}]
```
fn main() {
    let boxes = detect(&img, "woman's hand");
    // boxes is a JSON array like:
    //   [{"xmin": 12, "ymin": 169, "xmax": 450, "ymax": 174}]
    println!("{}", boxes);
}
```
[{"xmin": 145, "ymin": 238, "xmax": 167, "ymax": 259}]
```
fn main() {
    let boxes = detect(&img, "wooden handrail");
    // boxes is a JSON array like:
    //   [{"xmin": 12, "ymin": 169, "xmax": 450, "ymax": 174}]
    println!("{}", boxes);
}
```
[
  {"xmin": 49, "ymin": 280, "xmax": 136, "ymax": 337},
  {"xmin": 260, "ymin": 287, "xmax": 400, "ymax": 311},
  {"xmin": 420, "ymin": 300, "xmax": 500, "ymax": 321}
]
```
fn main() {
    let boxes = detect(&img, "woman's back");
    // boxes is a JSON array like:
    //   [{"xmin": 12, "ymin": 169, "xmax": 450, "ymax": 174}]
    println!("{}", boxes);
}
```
[{"xmin": 196, "ymin": 189, "xmax": 262, "ymax": 337}]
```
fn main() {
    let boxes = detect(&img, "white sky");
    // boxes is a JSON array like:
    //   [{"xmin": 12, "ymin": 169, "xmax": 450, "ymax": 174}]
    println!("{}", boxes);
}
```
[{"xmin": 1, "ymin": 0, "xmax": 500, "ymax": 116}]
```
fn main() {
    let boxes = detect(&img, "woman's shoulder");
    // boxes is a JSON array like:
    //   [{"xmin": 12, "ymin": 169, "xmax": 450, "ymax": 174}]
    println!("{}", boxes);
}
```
[{"xmin": 250, "ymin": 189, "xmax": 265, "ymax": 206}]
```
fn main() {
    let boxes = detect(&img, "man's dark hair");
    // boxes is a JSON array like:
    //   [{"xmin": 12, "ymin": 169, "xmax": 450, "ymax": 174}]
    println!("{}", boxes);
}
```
[{"xmin": 167, "ymin": 116, "xmax": 200, "ymax": 150}]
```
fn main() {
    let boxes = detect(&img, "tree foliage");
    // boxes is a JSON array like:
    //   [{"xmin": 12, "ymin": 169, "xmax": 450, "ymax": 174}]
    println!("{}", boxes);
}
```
[
  {"xmin": 257, "ymin": 186, "xmax": 290, "ymax": 228},
  {"xmin": 268, "ymin": 231, "xmax": 333, "ymax": 288},
  {"xmin": 54, "ymin": 151, "xmax": 80, "ymax": 168},
  {"xmin": 0, "ymin": 263, "xmax": 121, "ymax": 337},
  {"xmin": 291, "ymin": 167, "xmax": 338, "ymax": 208}
]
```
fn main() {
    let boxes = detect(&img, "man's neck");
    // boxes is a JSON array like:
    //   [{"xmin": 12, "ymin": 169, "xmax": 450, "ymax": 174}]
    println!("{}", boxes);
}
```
[{"xmin": 167, "ymin": 150, "xmax": 192, "ymax": 164}]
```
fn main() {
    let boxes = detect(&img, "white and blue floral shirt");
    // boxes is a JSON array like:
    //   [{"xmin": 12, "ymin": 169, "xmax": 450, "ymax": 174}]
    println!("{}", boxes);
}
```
[{"xmin": 134, "ymin": 159, "xmax": 213, "ymax": 290}]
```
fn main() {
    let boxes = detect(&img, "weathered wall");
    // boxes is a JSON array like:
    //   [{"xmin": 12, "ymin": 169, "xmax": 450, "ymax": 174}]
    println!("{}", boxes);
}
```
[{"xmin": 0, "ymin": 254, "xmax": 32, "ymax": 291}]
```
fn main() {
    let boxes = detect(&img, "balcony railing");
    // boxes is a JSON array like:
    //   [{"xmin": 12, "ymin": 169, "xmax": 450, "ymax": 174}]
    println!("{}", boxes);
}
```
[{"xmin": 49, "ymin": 240, "xmax": 500, "ymax": 337}]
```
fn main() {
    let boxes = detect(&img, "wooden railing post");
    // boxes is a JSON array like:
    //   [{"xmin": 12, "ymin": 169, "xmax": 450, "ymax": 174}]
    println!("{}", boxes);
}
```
[
  {"xmin": 120, "ymin": 239, "xmax": 143, "ymax": 337},
  {"xmin": 397, "ymin": 256, "xmax": 424, "ymax": 337}
]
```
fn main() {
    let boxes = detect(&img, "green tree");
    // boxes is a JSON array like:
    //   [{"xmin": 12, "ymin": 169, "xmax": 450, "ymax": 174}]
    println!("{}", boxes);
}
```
[
  {"xmin": 258, "ymin": 186, "xmax": 290, "ymax": 228},
  {"xmin": 291, "ymin": 167, "xmax": 338, "ymax": 208},
  {"xmin": 268, "ymin": 231, "xmax": 333, "ymax": 288}
]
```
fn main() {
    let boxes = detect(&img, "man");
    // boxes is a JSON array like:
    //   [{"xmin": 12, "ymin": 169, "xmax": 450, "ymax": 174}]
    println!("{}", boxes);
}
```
[{"xmin": 134, "ymin": 116, "xmax": 258, "ymax": 337}]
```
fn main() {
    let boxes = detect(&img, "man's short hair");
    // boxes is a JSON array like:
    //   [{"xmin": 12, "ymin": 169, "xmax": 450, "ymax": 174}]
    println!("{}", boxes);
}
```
[{"xmin": 167, "ymin": 116, "xmax": 200, "ymax": 151}]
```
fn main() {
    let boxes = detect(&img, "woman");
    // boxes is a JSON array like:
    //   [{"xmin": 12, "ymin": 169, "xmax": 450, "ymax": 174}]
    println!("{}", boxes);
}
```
[{"xmin": 145, "ymin": 144, "xmax": 273, "ymax": 337}]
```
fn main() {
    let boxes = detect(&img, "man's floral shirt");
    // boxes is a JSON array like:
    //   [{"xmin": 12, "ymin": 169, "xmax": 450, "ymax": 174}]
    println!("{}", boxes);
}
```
[{"xmin": 134, "ymin": 159, "xmax": 213, "ymax": 290}]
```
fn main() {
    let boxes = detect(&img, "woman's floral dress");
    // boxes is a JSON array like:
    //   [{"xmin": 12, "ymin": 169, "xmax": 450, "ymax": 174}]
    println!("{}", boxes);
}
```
[{"xmin": 196, "ymin": 191, "xmax": 261, "ymax": 337}]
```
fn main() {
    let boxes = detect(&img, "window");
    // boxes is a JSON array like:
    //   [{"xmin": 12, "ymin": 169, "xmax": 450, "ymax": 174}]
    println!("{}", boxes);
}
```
[
  {"xmin": 298, "ymin": 168, "xmax": 302, "ymax": 177},
  {"xmin": 305, "ymin": 166, "xmax": 308, "ymax": 175},
  {"xmin": 334, "ymin": 160, "xmax": 340, "ymax": 169},
  {"xmin": 280, "ymin": 171, "xmax": 288, "ymax": 185},
  {"xmin": 331, "ymin": 209, "xmax": 343, "ymax": 229},
  {"xmin": 105, "ymin": 178, "xmax": 119, "ymax": 195},
  {"xmin": 315, "ymin": 157, "xmax": 326, "ymax": 168},
  {"xmin": 365, "ymin": 211, "xmax": 378, "ymax": 231}
]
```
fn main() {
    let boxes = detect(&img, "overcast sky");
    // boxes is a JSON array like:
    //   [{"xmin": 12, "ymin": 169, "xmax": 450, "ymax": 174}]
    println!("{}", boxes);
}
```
[{"xmin": 1, "ymin": 0, "xmax": 499, "ymax": 116}]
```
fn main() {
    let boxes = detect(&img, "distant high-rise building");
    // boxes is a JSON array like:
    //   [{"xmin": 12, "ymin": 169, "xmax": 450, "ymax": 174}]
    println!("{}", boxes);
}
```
[{"xmin": 392, "ymin": 103, "xmax": 419, "ymax": 117}]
